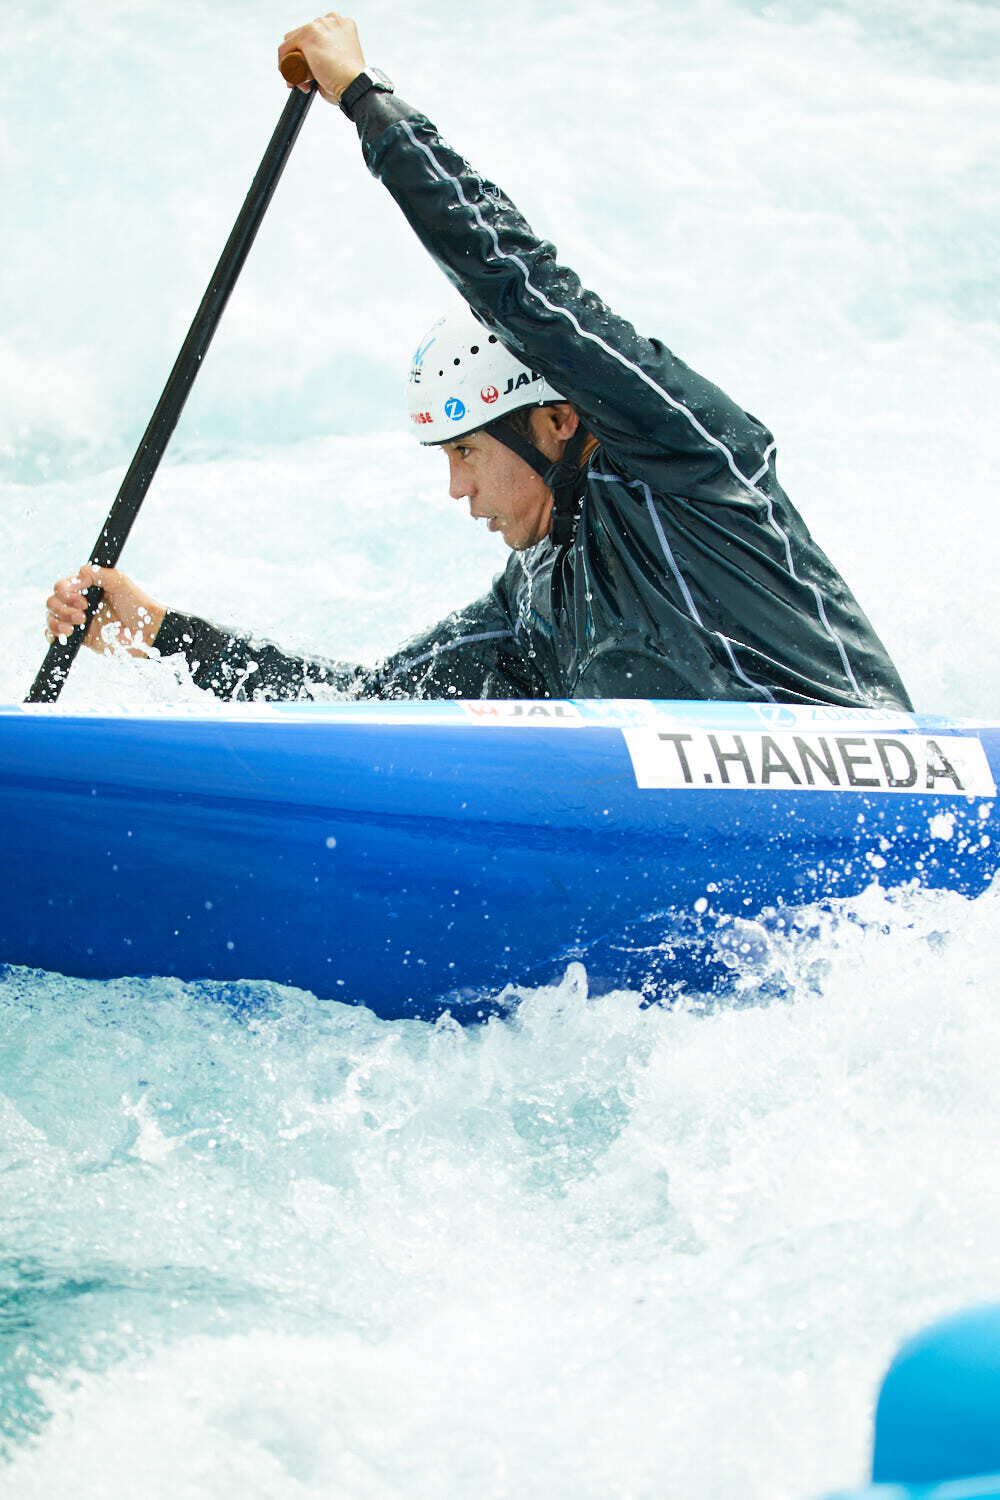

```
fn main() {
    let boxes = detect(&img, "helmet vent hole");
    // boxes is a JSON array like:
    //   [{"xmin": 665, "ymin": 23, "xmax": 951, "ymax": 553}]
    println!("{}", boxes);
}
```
[
  {"xmin": 488, "ymin": 335, "xmax": 498, "ymax": 343},
  {"xmin": 453, "ymin": 357, "xmax": 461, "ymax": 365},
  {"xmin": 470, "ymin": 345, "xmax": 479, "ymax": 355}
]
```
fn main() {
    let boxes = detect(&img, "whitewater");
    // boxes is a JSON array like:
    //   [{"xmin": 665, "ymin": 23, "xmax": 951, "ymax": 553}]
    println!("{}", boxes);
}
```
[{"xmin": 1, "ymin": 1, "xmax": 998, "ymax": 1496}]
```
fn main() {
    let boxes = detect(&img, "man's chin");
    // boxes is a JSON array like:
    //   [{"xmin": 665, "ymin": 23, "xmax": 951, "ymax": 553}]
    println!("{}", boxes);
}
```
[{"xmin": 492, "ymin": 524, "xmax": 548, "ymax": 551}]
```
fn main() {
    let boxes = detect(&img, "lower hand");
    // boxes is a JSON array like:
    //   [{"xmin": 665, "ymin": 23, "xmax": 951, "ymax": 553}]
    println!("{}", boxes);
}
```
[{"xmin": 46, "ymin": 564, "xmax": 166, "ymax": 658}]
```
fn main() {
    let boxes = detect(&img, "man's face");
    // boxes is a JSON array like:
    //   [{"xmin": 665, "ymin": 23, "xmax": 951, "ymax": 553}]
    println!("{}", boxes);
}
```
[{"xmin": 439, "ymin": 428, "xmax": 554, "ymax": 551}]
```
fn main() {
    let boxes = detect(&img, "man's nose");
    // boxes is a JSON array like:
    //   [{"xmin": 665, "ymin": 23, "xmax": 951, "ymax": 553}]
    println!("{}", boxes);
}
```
[{"xmin": 447, "ymin": 454, "xmax": 471, "ymax": 500}]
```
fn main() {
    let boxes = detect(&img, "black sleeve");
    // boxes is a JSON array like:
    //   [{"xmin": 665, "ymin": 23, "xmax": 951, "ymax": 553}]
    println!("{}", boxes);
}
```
[
  {"xmin": 153, "ymin": 610, "xmax": 371, "ymax": 700},
  {"xmin": 352, "ymin": 93, "xmax": 775, "ymax": 510},
  {"xmin": 374, "ymin": 576, "xmax": 546, "ymax": 698},
  {"xmin": 153, "ymin": 576, "xmax": 543, "ymax": 702}
]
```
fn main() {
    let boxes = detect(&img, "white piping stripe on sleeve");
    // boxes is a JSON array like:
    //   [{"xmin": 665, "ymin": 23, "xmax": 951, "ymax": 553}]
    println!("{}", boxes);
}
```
[
  {"xmin": 397, "ymin": 120, "xmax": 866, "ymax": 702},
  {"xmin": 711, "ymin": 633, "xmax": 778, "ymax": 703},
  {"xmin": 595, "ymin": 466, "xmax": 775, "ymax": 700},
  {"xmin": 811, "ymin": 587, "xmax": 865, "ymax": 700},
  {"xmin": 590, "ymin": 468, "xmax": 843, "ymax": 704},
  {"xmin": 385, "ymin": 629, "xmax": 514, "ymax": 683},
  {"xmin": 749, "ymin": 441, "xmax": 777, "ymax": 486},
  {"xmin": 763, "ymin": 494, "xmax": 796, "ymax": 575},
  {"xmin": 642, "ymin": 491, "xmax": 704, "ymax": 627},
  {"xmin": 760, "ymin": 495, "xmax": 865, "ymax": 699},
  {"xmin": 591, "ymin": 468, "xmax": 703, "ymax": 626}
]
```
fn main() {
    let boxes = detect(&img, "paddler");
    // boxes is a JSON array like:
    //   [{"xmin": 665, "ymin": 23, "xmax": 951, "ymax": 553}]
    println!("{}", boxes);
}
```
[{"xmin": 46, "ymin": 12, "xmax": 912, "ymax": 710}]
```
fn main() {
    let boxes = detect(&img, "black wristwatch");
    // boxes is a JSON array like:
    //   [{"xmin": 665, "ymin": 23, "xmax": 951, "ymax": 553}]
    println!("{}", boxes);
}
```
[{"xmin": 339, "ymin": 68, "xmax": 394, "ymax": 119}]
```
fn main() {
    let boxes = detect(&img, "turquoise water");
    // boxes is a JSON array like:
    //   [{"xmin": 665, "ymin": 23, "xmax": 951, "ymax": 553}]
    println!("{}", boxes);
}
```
[
  {"xmin": 2, "ymin": 0, "xmax": 999, "ymax": 1495},
  {"xmin": 3, "ymin": 894, "xmax": 1000, "ymax": 1499}
]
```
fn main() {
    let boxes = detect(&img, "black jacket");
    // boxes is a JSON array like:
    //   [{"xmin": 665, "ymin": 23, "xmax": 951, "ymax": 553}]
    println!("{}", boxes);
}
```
[{"xmin": 155, "ymin": 93, "xmax": 911, "ymax": 710}]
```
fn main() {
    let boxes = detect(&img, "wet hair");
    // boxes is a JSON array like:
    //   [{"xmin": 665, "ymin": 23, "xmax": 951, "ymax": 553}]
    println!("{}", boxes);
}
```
[
  {"xmin": 498, "ymin": 406, "xmax": 542, "ymax": 438},
  {"xmin": 499, "ymin": 405, "xmax": 591, "ymax": 444}
]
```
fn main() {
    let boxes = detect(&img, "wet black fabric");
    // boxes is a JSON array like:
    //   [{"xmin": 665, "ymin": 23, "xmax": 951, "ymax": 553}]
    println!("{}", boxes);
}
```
[{"xmin": 156, "ymin": 94, "xmax": 911, "ymax": 710}]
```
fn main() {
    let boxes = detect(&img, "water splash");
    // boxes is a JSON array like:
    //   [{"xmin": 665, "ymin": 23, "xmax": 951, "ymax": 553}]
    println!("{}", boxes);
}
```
[{"xmin": 2, "ymin": 880, "xmax": 999, "ymax": 1496}]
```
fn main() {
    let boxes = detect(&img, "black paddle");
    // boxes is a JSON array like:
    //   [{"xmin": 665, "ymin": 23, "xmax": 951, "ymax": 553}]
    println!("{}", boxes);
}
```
[{"xmin": 27, "ymin": 77, "xmax": 316, "ymax": 703}]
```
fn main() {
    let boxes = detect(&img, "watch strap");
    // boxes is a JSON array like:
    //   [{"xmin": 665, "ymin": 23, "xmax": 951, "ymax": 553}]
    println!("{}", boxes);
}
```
[{"xmin": 340, "ymin": 69, "xmax": 394, "ymax": 119}]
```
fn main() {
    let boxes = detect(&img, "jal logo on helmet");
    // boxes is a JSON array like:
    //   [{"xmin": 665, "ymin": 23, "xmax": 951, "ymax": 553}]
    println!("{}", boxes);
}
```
[
  {"xmin": 444, "ymin": 398, "xmax": 466, "ymax": 421},
  {"xmin": 480, "ymin": 386, "xmax": 499, "ymax": 405},
  {"xmin": 504, "ymin": 372, "xmax": 543, "ymax": 395}
]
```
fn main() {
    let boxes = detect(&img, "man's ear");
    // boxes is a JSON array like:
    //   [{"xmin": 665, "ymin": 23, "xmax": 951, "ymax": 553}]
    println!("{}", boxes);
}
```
[{"xmin": 534, "ymin": 403, "xmax": 580, "ymax": 443}]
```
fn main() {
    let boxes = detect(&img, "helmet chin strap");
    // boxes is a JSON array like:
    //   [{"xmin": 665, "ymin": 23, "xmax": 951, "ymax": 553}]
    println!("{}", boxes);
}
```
[{"xmin": 485, "ymin": 416, "xmax": 589, "ymax": 548}]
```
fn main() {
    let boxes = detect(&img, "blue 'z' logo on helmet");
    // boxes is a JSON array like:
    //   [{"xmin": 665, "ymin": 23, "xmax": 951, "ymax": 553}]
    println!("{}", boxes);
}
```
[{"xmin": 444, "ymin": 398, "xmax": 466, "ymax": 421}]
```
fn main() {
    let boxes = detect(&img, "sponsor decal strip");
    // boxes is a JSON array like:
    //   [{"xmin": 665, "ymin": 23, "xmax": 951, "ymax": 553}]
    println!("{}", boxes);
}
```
[
  {"xmin": 623, "ymin": 729, "xmax": 997, "ymax": 796},
  {"xmin": 461, "ymin": 701, "xmax": 584, "ymax": 725}
]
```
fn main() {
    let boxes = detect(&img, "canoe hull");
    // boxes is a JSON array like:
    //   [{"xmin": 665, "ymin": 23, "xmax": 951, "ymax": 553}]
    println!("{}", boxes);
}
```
[{"xmin": 2, "ymin": 700, "xmax": 997, "ymax": 1019}]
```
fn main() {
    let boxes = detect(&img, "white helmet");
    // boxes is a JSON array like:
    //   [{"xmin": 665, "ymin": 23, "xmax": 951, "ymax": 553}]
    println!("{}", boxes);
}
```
[{"xmin": 406, "ymin": 304, "xmax": 564, "ymax": 444}]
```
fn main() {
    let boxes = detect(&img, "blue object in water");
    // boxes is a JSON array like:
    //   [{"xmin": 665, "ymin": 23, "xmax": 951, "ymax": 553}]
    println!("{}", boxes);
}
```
[
  {"xmin": 872, "ymin": 1303, "xmax": 1000, "ymax": 1487},
  {"xmin": 818, "ymin": 1304, "xmax": 1000, "ymax": 1500}
]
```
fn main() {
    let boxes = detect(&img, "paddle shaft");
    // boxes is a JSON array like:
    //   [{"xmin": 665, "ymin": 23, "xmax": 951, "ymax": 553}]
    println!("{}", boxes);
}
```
[{"xmin": 27, "ymin": 82, "xmax": 316, "ymax": 704}]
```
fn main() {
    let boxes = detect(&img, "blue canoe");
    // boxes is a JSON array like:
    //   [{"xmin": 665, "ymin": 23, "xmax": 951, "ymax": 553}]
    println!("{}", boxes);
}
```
[{"xmin": 1, "ymin": 699, "xmax": 997, "ymax": 1020}]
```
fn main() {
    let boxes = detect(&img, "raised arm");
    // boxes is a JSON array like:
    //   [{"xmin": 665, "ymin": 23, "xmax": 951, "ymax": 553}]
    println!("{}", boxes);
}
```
[{"xmin": 280, "ymin": 15, "xmax": 775, "ymax": 508}]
